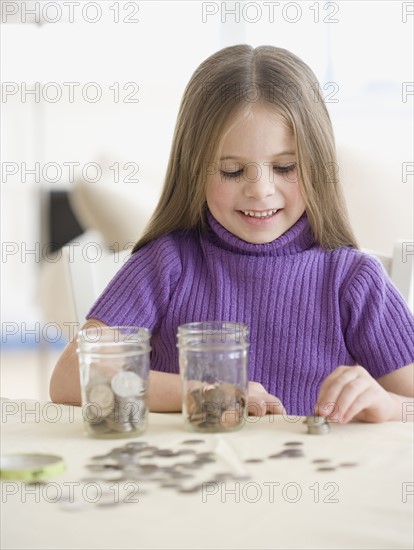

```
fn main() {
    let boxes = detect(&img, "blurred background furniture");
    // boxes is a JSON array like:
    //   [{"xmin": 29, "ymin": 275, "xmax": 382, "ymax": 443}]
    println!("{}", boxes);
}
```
[
  {"xmin": 38, "ymin": 177, "xmax": 160, "ymax": 338},
  {"xmin": 61, "ymin": 236, "xmax": 131, "ymax": 325}
]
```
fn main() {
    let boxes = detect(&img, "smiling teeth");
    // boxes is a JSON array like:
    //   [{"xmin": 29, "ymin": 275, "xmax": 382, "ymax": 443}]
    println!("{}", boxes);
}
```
[{"xmin": 241, "ymin": 209, "xmax": 278, "ymax": 218}]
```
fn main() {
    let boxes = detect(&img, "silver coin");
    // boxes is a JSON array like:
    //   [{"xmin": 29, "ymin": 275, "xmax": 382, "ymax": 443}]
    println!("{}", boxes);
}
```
[
  {"xmin": 179, "ymin": 462, "xmax": 202, "ymax": 470},
  {"xmin": 305, "ymin": 415, "xmax": 327, "ymax": 426},
  {"xmin": 139, "ymin": 464, "xmax": 159, "ymax": 473},
  {"xmin": 129, "ymin": 403, "xmax": 147, "ymax": 429},
  {"xmin": 185, "ymin": 382, "xmax": 246, "ymax": 431},
  {"xmin": 112, "ymin": 399, "xmax": 134, "ymax": 424},
  {"xmin": 91, "ymin": 454, "xmax": 113, "ymax": 461},
  {"xmin": 194, "ymin": 457, "xmax": 215, "ymax": 464},
  {"xmin": 111, "ymin": 371, "xmax": 144, "ymax": 398},
  {"xmin": 178, "ymin": 485, "xmax": 201, "ymax": 493},
  {"xmin": 305, "ymin": 416, "xmax": 330, "ymax": 435},
  {"xmin": 176, "ymin": 449, "xmax": 196, "ymax": 456},
  {"xmin": 169, "ymin": 472, "xmax": 194, "ymax": 480},
  {"xmin": 132, "ymin": 446, "xmax": 158, "ymax": 453},
  {"xmin": 108, "ymin": 449, "xmax": 134, "ymax": 460},
  {"xmin": 88, "ymin": 420, "xmax": 111, "ymax": 434},
  {"xmin": 232, "ymin": 474, "xmax": 252, "ymax": 481},
  {"xmin": 154, "ymin": 449, "xmax": 177, "ymax": 457},
  {"xmin": 103, "ymin": 397, "xmax": 146, "ymax": 434},
  {"xmin": 125, "ymin": 442, "xmax": 148, "ymax": 450},
  {"xmin": 307, "ymin": 424, "xmax": 330, "ymax": 435},
  {"xmin": 213, "ymin": 473, "xmax": 233, "ymax": 481},
  {"xmin": 96, "ymin": 501, "xmax": 121, "ymax": 508},
  {"xmin": 105, "ymin": 417, "xmax": 133, "ymax": 433},
  {"xmin": 88, "ymin": 383, "xmax": 115, "ymax": 411},
  {"xmin": 197, "ymin": 452, "xmax": 214, "ymax": 459}
]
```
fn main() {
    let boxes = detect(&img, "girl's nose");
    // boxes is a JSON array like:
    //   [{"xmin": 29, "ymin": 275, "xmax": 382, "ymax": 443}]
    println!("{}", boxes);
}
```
[{"xmin": 243, "ymin": 163, "xmax": 275, "ymax": 200}]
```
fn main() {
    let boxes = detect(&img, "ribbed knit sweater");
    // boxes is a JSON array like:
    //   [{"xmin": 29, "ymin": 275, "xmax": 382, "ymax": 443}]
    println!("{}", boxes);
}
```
[{"xmin": 87, "ymin": 210, "xmax": 414, "ymax": 415}]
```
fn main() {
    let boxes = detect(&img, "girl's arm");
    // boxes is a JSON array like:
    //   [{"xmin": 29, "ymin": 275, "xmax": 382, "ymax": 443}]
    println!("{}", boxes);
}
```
[
  {"xmin": 376, "ymin": 363, "xmax": 414, "ymax": 396},
  {"xmin": 316, "ymin": 363, "xmax": 414, "ymax": 423},
  {"xmin": 49, "ymin": 319, "xmax": 182, "ymax": 411}
]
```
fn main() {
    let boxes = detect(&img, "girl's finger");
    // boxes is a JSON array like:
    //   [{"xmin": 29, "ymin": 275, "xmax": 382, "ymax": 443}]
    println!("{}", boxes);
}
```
[
  {"xmin": 265, "ymin": 397, "xmax": 286, "ymax": 415},
  {"xmin": 340, "ymin": 388, "xmax": 375, "ymax": 423},
  {"xmin": 318, "ymin": 365, "xmax": 367, "ymax": 397},
  {"xmin": 316, "ymin": 369, "xmax": 364, "ymax": 416},
  {"xmin": 247, "ymin": 399, "xmax": 267, "ymax": 416},
  {"xmin": 329, "ymin": 378, "xmax": 373, "ymax": 422}
]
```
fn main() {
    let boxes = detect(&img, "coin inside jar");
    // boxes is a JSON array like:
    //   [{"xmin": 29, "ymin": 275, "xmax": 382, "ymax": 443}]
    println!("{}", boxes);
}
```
[
  {"xmin": 78, "ymin": 326, "xmax": 151, "ymax": 440},
  {"xmin": 111, "ymin": 371, "xmax": 144, "ymax": 398},
  {"xmin": 184, "ymin": 381, "xmax": 246, "ymax": 432},
  {"xmin": 84, "ymin": 378, "xmax": 148, "ymax": 436},
  {"xmin": 86, "ymin": 384, "xmax": 115, "ymax": 418}
]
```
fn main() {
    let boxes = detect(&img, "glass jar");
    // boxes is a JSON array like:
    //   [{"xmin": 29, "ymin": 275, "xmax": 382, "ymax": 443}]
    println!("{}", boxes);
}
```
[
  {"xmin": 77, "ymin": 326, "xmax": 151, "ymax": 438},
  {"xmin": 177, "ymin": 321, "xmax": 249, "ymax": 433}
]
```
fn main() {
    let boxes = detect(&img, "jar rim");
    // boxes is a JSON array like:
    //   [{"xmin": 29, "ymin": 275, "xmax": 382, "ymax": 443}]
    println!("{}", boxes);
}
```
[
  {"xmin": 77, "ymin": 326, "xmax": 151, "ymax": 345},
  {"xmin": 177, "ymin": 322, "xmax": 249, "ymax": 348},
  {"xmin": 177, "ymin": 321, "xmax": 248, "ymax": 332}
]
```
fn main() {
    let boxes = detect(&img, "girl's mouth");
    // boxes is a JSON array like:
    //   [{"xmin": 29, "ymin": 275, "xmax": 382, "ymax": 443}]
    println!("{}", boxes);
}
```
[
  {"xmin": 240, "ymin": 209, "xmax": 278, "ymax": 218},
  {"xmin": 237, "ymin": 209, "xmax": 282, "ymax": 224}
]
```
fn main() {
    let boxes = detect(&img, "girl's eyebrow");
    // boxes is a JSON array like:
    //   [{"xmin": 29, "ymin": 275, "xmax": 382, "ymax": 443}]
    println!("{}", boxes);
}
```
[{"xmin": 220, "ymin": 151, "xmax": 296, "ymax": 160}]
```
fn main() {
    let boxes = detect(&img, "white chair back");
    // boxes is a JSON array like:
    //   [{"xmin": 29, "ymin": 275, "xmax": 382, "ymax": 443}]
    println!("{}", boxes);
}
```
[{"xmin": 62, "ymin": 236, "xmax": 131, "ymax": 325}]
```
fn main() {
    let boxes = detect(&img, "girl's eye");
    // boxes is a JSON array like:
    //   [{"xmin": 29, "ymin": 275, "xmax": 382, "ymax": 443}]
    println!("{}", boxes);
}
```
[
  {"xmin": 274, "ymin": 163, "xmax": 296, "ymax": 174},
  {"xmin": 220, "ymin": 169, "xmax": 243, "ymax": 179},
  {"xmin": 220, "ymin": 164, "xmax": 296, "ymax": 179}
]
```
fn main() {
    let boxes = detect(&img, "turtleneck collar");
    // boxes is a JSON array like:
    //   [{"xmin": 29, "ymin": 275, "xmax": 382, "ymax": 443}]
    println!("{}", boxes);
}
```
[{"xmin": 203, "ymin": 209, "xmax": 316, "ymax": 257}]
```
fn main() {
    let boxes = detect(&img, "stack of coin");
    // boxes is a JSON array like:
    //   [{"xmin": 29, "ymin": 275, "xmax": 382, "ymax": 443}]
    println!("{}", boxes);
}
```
[
  {"xmin": 84, "ymin": 370, "xmax": 147, "ymax": 436},
  {"xmin": 184, "ymin": 382, "xmax": 246, "ymax": 432},
  {"xmin": 304, "ymin": 415, "xmax": 330, "ymax": 435}
]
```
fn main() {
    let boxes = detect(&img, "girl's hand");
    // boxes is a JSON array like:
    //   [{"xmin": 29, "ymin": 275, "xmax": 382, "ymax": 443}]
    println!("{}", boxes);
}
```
[
  {"xmin": 247, "ymin": 381, "xmax": 286, "ymax": 416},
  {"xmin": 316, "ymin": 365, "xmax": 397, "ymax": 423}
]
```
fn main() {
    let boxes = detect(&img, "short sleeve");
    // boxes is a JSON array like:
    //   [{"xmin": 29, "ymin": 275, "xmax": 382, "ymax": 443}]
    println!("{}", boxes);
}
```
[
  {"xmin": 340, "ymin": 254, "xmax": 414, "ymax": 378},
  {"xmin": 86, "ymin": 235, "xmax": 182, "ymax": 331}
]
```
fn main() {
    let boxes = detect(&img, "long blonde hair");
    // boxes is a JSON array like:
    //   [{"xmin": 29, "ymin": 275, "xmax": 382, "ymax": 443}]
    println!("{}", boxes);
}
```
[{"xmin": 133, "ymin": 44, "xmax": 358, "ymax": 253}]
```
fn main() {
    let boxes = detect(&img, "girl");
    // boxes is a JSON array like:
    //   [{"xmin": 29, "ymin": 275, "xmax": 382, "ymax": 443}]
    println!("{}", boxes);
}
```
[{"xmin": 50, "ymin": 44, "xmax": 414, "ymax": 422}]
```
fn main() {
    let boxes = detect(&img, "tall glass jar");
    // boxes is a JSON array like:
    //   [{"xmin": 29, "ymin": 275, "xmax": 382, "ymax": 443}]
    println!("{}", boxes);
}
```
[
  {"xmin": 77, "ymin": 326, "xmax": 151, "ymax": 438},
  {"xmin": 177, "ymin": 321, "xmax": 249, "ymax": 433}
]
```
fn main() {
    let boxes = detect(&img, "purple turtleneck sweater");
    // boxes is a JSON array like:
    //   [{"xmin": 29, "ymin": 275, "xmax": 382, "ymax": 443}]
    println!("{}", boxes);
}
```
[{"xmin": 86, "ymin": 210, "xmax": 414, "ymax": 415}]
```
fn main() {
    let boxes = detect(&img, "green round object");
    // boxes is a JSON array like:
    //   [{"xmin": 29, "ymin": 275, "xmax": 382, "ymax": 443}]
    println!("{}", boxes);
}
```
[{"xmin": 0, "ymin": 453, "xmax": 65, "ymax": 481}]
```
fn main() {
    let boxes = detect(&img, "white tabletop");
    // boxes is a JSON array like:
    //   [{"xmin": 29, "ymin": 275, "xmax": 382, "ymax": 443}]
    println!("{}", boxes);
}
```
[{"xmin": 1, "ymin": 399, "xmax": 413, "ymax": 550}]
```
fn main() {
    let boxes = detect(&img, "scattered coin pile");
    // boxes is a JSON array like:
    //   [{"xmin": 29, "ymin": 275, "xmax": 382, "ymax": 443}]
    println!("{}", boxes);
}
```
[
  {"xmin": 84, "ymin": 371, "xmax": 147, "ymax": 436},
  {"xmin": 83, "ymin": 439, "xmax": 358, "ymax": 491},
  {"xmin": 304, "ymin": 415, "xmax": 330, "ymax": 435},
  {"xmin": 83, "ymin": 440, "xmax": 250, "ymax": 494},
  {"xmin": 184, "ymin": 382, "xmax": 246, "ymax": 431},
  {"xmin": 54, "ymin": 435, "xmax": 359, "ymax": 511}
]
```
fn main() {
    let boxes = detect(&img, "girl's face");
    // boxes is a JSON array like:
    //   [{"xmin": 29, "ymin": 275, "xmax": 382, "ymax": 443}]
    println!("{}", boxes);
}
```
[{"xmin": 205, "ymin": 105, "xmax": 306, "ymax": 244}]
